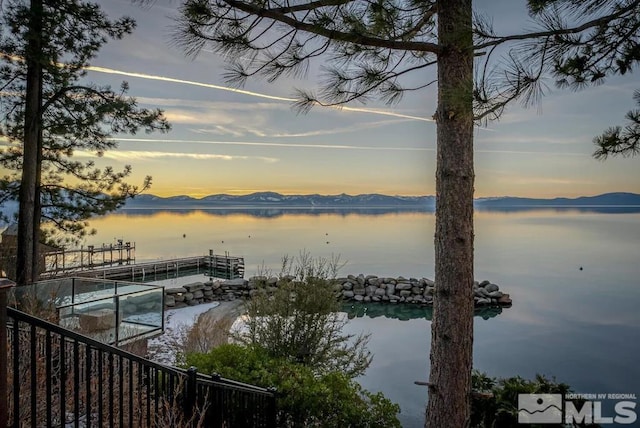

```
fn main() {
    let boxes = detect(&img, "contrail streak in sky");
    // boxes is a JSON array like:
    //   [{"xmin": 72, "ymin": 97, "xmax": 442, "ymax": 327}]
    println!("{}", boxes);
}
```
[
  {"xmin": 115, "ymin": 137, "xmax": 433, "ymax": 151},
  {"xmin": 86, "ymin": 65, "xmax": 432, "ymax": 122}
]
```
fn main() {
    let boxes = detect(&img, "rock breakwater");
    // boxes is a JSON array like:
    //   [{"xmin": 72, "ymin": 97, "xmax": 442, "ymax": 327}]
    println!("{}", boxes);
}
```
[{"xmin": 163, "ymin": 275, "xmax": 512, "ymax": 309}]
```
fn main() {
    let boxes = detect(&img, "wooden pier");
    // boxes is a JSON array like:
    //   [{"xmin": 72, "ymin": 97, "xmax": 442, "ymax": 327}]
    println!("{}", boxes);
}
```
[
  {"xmin": 48, "ymin": 252, "xmax": 245, "ymax": 281},
  {"xmin": 42, "ymin": 240, "xmax": 136, "ymax": 276}
]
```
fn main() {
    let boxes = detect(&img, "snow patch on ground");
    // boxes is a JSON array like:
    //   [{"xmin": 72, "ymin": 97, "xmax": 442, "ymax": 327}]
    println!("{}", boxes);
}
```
[{"xmin": 147, "ymin": 302, "xmax": 220, "ymax": 365}]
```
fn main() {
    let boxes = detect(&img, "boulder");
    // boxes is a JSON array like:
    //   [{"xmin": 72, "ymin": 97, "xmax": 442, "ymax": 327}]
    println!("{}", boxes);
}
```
[
  {"xmin": 165, "ymin": 287, "xmax": 187, "ymax": 295},
  {"xmin": 374, "ymin": 288, "xmax": 386, "ymax": 296},
  {"xmin": 386, "ymin": 284, "xmax": 396, "ymax": 296},
  {"xmin": 223, "ymin": 278, "xmax": 248, "ymax": 288},
  {"xmin": 184, "ymin": 282, "xmax": 204, "ymax": 292},
  {"xmin": 365, "ymin": 286, "xmax": 377, "ymax": 296},
  {"xmin": 79, "ymin": 309, "xmax": 115, "ymax": 331},
  {"xmin": 475, "ymin": 288, "xmax": 490, "ymax": 298},
  {"xmin": 342, "ymin": 290, "xmax": 355, "ymax": 298},
  {"xmin": 498, "ymin": 294, "xmax": 512, "ymax": 305},
  {"xmin": 485, "ymin": 283, "xmax": 499, "ymax": 293}
]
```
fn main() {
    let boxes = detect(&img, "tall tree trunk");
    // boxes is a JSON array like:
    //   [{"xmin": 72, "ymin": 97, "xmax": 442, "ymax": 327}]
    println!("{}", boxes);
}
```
[
  {"xmin": 32, "ymin": 111, "xmax": 43, "ymax": 280},
  {"xmin": 16, "ymin": 0, "xmax": 43, "ymax": 286},
  {"xmin": 425, "ymin": 1, "xmax": 475, "ymax": 427}
]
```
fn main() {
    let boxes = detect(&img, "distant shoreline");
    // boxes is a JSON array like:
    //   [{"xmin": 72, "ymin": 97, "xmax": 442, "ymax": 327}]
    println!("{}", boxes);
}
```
[{"xmin": 123, "ymin": 191, "xmax": 640, "ymax": 210}]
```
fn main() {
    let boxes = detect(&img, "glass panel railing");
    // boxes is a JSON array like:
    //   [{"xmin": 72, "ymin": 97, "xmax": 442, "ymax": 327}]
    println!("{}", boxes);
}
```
[
  {"xmin": 69, "ymin": 278, "xmax": 117, "ymax": 304},
  {"xmin": 58, "ymin": 295, "xmax": 118, "ymax": 341},
  {"xmin": 11, "ymin": 277, "xmax": 164, "ymax": 345},
  {"xmin": 119, "ymin": 288, "xmax": 163, "ymax": 327}
]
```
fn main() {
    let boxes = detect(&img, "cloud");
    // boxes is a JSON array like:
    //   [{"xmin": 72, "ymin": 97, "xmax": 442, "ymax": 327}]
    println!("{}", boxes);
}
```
[
  {"xmin": 114, "ymin": 137, "xmax": 592, "ymax": 156},
  {"xmin": 135, "ymin": 97, "xmax": 291, "ymax": 112},
  {"xmin": 476, "ymin": 149, "xmax": 588, "ymax": 157},
  {"xmin": 113, "ymin": 137, "xmax": 433, "ymax": 152},
  {"xmin": 73, "ymin": 149, "xmax": 279, "ymax": 163},
  {"xmin": 86, "ymin": 65, "xmax": 432, "ymax": 122},
  {"xmin": 162, "ymin": 108, "xmax": 261, "ymax": 126},
  {"xmin": 501, "ymin": 177, "xmax": 595, "ymax": 186},
  {"xmin": 477, "ymin": 134, "xmax": 588, "ymax": 145},
  {"xmin": 190, "ymin": 118, "xmax": 411, "ymax": 138}
]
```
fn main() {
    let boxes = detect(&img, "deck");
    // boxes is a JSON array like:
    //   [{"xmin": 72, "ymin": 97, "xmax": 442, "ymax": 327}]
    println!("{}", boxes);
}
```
[{"xmin": 41, "ymin": 253, "xmax": 245, "ymax": 281}]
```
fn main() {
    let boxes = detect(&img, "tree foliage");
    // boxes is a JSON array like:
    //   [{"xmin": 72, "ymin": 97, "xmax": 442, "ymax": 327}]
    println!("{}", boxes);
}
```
[
  {"xmin": 176, "ymin": 0, "xmax": 639, "ymax": 121},
  {"xmin": 593, "ymin": 90, "xmax": 640, "ymax": 159},
  {"xmin": 240, "ymin": 252, "xmax": 371, "ymax": 378},
  {"xmin": 470, "ymin": 371, "xmax": 599, "ymax": 428},
  {"xmin": 184, "ymin": 343, "xmax": 401, "ymax": 428},
  {"xmin": 0, "ymin": 0, "xmax": 170, "ymax": 244}
]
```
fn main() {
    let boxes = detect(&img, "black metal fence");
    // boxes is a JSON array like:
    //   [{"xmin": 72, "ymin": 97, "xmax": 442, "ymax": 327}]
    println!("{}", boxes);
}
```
[{"xmin": 3, "ymin": 305, "xmax": 277, "ymax": 427}]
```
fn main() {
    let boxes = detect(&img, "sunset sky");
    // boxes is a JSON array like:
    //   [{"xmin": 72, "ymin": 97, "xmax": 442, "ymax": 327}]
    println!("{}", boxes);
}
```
[{"xmin": 10, "ymin": 0, "xmax": 640, "ymax": 198}]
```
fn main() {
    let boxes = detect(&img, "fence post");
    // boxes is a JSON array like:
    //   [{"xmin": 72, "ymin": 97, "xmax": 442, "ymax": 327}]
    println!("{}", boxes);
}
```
[
  {"xmin": 267, "ymin": 386, "xmax": 278, "ymax": 427},
  {"xmin": 0, "ymin": 278, "xmax": 16, "ymax": 427},
  {"xmin": 208, "ymin": 249, "xmax": 213, "ymax": 280},
  {"xmin": 184, "ymin": 366, "xmax": 198, "ymax": 419}
]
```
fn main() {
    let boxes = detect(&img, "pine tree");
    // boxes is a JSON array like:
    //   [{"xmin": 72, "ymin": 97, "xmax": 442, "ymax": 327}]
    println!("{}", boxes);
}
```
[
  {"xmin": 0, "ymin": 0, "xmax": 170, "ymax": 284},
  {"xmin": 175, "ymin": 1, "xmax": 639, "ymax": 426}
]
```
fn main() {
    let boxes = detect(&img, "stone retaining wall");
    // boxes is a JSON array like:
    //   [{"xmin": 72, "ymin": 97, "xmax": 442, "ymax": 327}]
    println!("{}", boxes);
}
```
[{"xmin": 164, "ymin": 275, "xmax": 512, "ymax": 309}]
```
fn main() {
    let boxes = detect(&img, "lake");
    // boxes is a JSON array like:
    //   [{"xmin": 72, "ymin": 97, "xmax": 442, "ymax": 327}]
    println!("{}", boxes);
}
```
[{"xmin": 85, "ymin": 207, "xmax": 640, "ymax": 427}]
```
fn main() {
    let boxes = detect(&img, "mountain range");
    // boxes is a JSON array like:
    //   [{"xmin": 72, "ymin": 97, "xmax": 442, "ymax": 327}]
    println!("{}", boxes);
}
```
[
  {"xmin": 1, "ymin": 192, "xmax": 639, "ymax": 224},
  {"xmin": 124, "ymin": 192, "xmax": 640, "ymax": 208}
]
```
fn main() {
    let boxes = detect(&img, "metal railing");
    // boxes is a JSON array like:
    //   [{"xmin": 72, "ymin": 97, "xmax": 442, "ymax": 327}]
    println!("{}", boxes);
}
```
[{"xmin": 2, "ymin": 299, "xmax": 277, "ymax": 427}]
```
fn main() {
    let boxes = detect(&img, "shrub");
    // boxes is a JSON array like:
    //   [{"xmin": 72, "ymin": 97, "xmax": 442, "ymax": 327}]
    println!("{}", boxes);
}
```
[
  {"xmin": 185, "ymin": 344, "xmax": 401, "ymax": 427},
  {"xmin": 471, "ymin": 371, "xmax": 599, "ymax": 428},
  {"xmin": 241, "ymin": 251, "xmax": 371, "ymax": 378}
]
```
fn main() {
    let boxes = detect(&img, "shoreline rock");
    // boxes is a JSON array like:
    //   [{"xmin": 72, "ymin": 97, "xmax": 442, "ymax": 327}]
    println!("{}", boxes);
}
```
[{"xmin": 163, "ymin": 275, "xmax": 512, "ymax": 309}]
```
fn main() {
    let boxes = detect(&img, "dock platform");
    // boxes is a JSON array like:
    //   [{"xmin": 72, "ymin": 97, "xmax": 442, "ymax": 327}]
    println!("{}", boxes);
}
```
[{"xmin": 41, "ymin": 252, "xmax": 244, "ymax": 281}]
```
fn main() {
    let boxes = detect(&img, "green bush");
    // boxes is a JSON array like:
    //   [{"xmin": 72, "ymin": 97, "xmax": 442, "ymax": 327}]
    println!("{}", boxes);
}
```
[
  {"xmin": 242, "ymin": 252, "xmax": 371, "ymax": 378},
  {"xmin": 185, "ymin": 344, "xmax": 401, "ymax": 427},
  {"xmin": 471, "ymin": 371, "xmax": 600, "ymax": 428}
]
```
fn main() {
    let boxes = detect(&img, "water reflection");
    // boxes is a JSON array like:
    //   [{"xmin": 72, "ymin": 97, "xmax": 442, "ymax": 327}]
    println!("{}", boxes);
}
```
[
  {"xmin": 344, "ymin": 302, "xmax": 505, "ymax": 321},
  {"xmin": 116, "ymin": 205, "xmax": 640, "ymax": 219},
  {"xmin": 84, "ymin": 207, "xmax": 640, "ymax": 427}
]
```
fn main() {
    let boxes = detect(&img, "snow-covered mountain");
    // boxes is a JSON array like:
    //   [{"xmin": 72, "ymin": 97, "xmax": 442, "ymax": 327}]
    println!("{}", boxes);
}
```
[{"xmin": 126, "ymin": 192, "xmax": 435, "ymax": 208}]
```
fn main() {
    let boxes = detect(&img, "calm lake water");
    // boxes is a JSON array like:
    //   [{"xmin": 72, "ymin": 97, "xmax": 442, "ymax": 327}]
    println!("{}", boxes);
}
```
[{"xmin": 86, "ymin": 207, "xmax": 640, "ymax": 427}]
